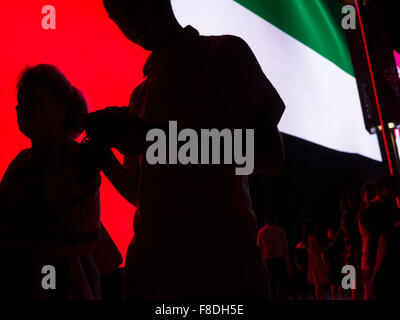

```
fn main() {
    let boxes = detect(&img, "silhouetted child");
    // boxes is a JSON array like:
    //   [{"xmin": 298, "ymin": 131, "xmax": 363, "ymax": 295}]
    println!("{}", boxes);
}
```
[{"xmin": 0, "ymin": 64, "xmax": 101, "ymax": 299}]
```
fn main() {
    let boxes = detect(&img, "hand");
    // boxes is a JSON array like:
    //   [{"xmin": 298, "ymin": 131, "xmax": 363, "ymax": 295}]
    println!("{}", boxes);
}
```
[
  {"xmin": 82, "ymin": 106, "xmax": 130, "ymax": 146},
  {"xmin": 83, "ymin": 106, "xmax": 149, "ymax": 155}
]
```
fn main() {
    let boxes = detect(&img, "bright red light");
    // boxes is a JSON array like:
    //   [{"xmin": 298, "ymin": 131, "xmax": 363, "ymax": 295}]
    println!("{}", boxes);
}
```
[{"xmin": 0, "ymin": 0, "xmax": 150, "ymax": 264}]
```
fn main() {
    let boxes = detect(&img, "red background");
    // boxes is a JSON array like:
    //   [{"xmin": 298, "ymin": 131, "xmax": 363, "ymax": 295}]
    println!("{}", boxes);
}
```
[{"xmin": 0, "ymin": 0, "xmax": 150, "ymax": 264}]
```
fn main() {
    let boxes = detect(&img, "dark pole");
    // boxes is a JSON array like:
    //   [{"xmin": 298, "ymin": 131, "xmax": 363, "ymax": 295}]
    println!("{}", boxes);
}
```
[{"xmin": 353, "ymin": 0, "xmax": 400, "ymax": 176}]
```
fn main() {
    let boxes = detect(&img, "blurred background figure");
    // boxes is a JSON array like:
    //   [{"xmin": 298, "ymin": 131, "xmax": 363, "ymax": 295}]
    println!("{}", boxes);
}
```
[
  {"xmin": 358, "ymin": 183, "xmax": 376, "ymax": 300},
  {"xmin": 340, "ymin": 188, "xmax": 363, "ymax": 300},
  {"xmin": 294, "ymin": 229, "xmax": 309, "ymax": 300},
  {"xmin": 358, "ymin": 175, "xmax": 400, "ymax": 300},
  {"xmin": 257, "ymin": 212, "xmax": 291, "ymax": 300},
  {"xmin": 322, "ymin": 225, "xmax": 344, "ymax": 300},
  {"xmin": 302, "ymin": 219, "xmax": 329, "ymax": 300}
]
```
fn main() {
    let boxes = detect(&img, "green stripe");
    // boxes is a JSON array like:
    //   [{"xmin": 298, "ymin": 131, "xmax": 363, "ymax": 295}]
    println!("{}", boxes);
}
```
[{"xmin": 234, "ymin": 0, "xmax": 354, "ymax": 76}]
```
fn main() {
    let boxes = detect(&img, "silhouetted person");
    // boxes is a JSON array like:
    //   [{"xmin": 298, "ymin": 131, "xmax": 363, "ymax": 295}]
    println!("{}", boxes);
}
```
[
  {"xmin": 302, "ymin": 220, "xmax": 329, "ymax": 300},
  {"xmin": 359, "ymin": 175, "xmax": 400, "ymax": 300},
  {"xmin": 322, "ymin": 226, "xmax": 344, "ymax": 300},
  {"xmin": 257, "ymin": 212, "xmax": 291, "ymax": 300},
  {"xmin": 0, "ymin": 65, "xmax": 101, "ymax": 299},
  {"xmin": 294, "ymin": 235, "xmax": 309, "ymax": 300},
  {"xmin": 339, "ymin": 188, "xmax": 363, "ymax": 300},
  {"xmin": 94, "ymin": 0, "xmax": 285, "ymax": 299},
  {"xmin": 358, "ymin": 182, "xmax": 376, "ymax": 299},
  {"xmin": 361, "ymin": 183, "xmax": 375, "ymax": 210}
]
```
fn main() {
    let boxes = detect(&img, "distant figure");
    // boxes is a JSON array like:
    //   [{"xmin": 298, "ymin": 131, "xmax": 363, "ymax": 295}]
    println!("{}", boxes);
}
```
[
  {"xmin": 294, "ymin": 238, "xmax": 309, "ymax": 300},
  {"xmin": 339, "ymin": 188, "xmax": 363, "ymax": 300},
  {"xmin": 257, "ymin": 212, "xmax": 291, "ymax": 300},
  {"xmin": 97, "ymin": 0, "xmax": 285, "ymax": 299},
  {"xmin": 322, "ymin": 226, "xmax": 344, "ymax": 300},
  {"xmin": 358, "ymin": 183, "xmax": 376, "ymax": 300},
  {"xmin": 302, "ymin": 220, "xmax": 329, "ymax": 300},
  {"xmin": 360, "ymin": 183, "xmax": 375, "ymax": 210},
  {"xmin": 358, "ymin": 176, "xmax": 400, "ymax": 300},
  {"xmin": 0, "ymin": 65, "xmax": 101, "ymax": 299}
]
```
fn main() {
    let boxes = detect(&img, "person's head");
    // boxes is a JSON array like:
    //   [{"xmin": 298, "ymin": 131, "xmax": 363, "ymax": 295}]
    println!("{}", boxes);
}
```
[
  {"xmin": 374, "ymin": 175, "xmax": 400, "ymax": 202},
  {"xmin": 301, "ymin": 219, "xmax": 316, "ymax": 245},
  {"xmin": 16, "ymin": 64, "xmax": 88, "ymax": 142},
  {"xmin": 339, "ymin": 188, "xmax": 361, "ymax": 214},
  {"xmin": 103, "ymin": 0, "xmax": 181, "ymax": 51},
  {"xmin": 361, "ymin": 183, "xmax": 375, "ymax": 207}
]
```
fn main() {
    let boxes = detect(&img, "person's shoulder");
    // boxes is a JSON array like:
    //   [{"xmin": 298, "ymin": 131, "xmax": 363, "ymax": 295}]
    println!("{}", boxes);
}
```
[
  {"xmin": 9, "ymin": 148, "xmax": 32, "ymax": 167},
  {"xmin": 204, "ymin": 34, "xmax": 252, "ymax": 57},
  {"xmin": 206, "ymin": 34, "xmax": 248, "ymax": 46},
  {"xmin": 16, "ymin": 148, "xmax": 31, "ymax": 158},
  {"xmin": 130, "ymin": 81, "xmax": 147, "ymax": 100},
  {"xmin": 259, "ymin": 224, "xmax": 267, "ymax": 231},
  {"xmin": 0, "ymin": 148, "xmax": 31, "ymax": 187},
  {"xmin": 258, "ymin": 224, "xmax": 269, "ymax": 233}
]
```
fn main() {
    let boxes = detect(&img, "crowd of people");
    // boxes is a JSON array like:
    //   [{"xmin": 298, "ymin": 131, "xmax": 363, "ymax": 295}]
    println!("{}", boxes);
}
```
[
  {"xmin": 257, "ymin": 175, "xmax": 400, "ymax": 300},
  {"xmin": 1, "ymin": 60, "xmax": 400, "ymax": 300}
]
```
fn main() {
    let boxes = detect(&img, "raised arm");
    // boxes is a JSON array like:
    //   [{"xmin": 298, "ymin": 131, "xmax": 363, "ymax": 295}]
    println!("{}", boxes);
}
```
[{"xmin": 101, "ymin": 149, "xmax": 140, "ymax": 207}]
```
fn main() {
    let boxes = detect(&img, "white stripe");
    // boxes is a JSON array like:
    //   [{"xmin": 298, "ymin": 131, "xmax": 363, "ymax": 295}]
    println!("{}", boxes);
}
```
[{"xmin": 172, "ymin": 0, "xmax": 381, "ymax": 161}]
